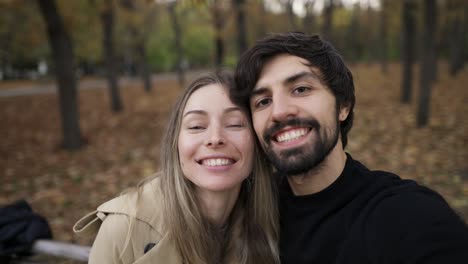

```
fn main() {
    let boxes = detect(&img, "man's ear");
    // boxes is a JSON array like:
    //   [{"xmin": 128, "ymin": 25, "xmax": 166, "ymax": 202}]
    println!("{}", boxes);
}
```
[{"xmin": 339, "ymin": 103, "xmax": 351, "ymax": 122}]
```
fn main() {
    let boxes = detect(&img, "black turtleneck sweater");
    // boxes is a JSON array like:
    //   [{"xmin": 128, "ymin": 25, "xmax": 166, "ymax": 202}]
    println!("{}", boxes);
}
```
[{"xmin": 279, "ymin": 154, "xmax": 468, "ymax": 264}]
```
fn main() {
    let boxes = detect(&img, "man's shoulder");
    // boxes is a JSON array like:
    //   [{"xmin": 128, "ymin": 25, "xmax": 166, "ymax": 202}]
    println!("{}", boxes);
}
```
[
  {"xmin": 357, "ymin": 166, "xmax": 456, "ymax": 222},
  {"xmin": 359, "ymin": 177, "xmax": 468, "ymax": 245},
  {"xmin": 367, "ymin": 185, "xmax": 459, "ymax": 223},
  {"xmin": 343, "ymin": 164, "xmax": 468, "ymax": 262},
  {"xmin": 348, "ymin": 158, "xmax": 466, "ymax": 230}
]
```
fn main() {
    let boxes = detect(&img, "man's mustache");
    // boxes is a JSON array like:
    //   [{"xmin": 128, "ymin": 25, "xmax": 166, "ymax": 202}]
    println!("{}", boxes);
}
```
[{"xmin": 263, "ymin": 118, "xmax": 320, "ymax": 144}]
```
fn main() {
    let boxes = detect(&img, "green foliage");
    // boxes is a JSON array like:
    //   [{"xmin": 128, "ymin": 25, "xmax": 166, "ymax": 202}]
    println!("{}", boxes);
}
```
[
  {"xmin": 183, "ymin": 26, "xmax": 214, "ymax": 68},
  {"xmin": 57, "ymin": 0, "xmax": 101, "ymax": 62},
  {"xmin": 1, "ymin": 2, "xmax": 48, "ymax": 66},
  {"xmin": 147, "ymin": 27, "xmax": 175, "ymax": 72},
  {"xmin": 2, "ymin": 0, "xmax": 467, "ymax": 75},
  {"xmin": 146, "ymin": 3, "xmax": 215, "ymax": 71}
]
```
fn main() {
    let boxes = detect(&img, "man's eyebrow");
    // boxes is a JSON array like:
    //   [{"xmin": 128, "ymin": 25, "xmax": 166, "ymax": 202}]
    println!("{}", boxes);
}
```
[
  {"xmin": 251, "ymin": 71, "xmax": 320, "ymax": 98},
  {"xmin": 250, "ymin": 87, "xmax": 269, "ymax": 98},
  {"xmin": 284, "ymin": 71, "xmax": 320, "ymax": 84}
]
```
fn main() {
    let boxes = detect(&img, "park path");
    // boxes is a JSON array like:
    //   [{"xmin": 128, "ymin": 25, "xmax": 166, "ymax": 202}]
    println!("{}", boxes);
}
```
[{"xmin": 0, "ymin": 71, "xmax": 207, "ymax": 98}]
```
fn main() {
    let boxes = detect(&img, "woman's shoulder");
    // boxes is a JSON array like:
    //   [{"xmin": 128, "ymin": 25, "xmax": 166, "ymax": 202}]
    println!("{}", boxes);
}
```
[
  {"xmin": 74, "ymin": 175, "xmax": 165, "ymax": 237},
  {"xmin": 88, "ymin": 208, "xmax": 168, "ymax": 263},
  {"xmin": 99, "ymin": 176, "xmax": 163, "ymax": 222}
]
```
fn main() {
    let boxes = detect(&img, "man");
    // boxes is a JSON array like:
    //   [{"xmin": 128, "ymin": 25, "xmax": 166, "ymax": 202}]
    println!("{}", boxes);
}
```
[{"xmin": 231, "ymin": 32, "xmax": 468, "ymax": 263}]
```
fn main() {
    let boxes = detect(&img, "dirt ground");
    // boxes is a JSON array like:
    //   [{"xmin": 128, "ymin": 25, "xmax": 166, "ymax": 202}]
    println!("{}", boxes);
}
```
[{"xmin": 1, "ymin": 63, "xmax": 467, "ymax": 263}]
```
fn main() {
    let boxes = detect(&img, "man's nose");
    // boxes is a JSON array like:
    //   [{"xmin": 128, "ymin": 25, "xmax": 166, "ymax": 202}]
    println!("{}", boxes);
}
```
[{"xmin": 271, "ymin": 96, "xmax": 299, "ymax": 122}]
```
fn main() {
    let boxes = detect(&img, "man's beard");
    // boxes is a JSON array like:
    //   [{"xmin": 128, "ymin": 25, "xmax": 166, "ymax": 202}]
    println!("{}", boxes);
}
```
[{"xmin": 262, "ymin": 116, "xmax": 340, "ymax": 176}]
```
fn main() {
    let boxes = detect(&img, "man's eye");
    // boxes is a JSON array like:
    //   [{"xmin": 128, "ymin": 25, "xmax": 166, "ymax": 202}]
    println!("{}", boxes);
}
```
[
  {"xmin": 254, "ymin": 98, "xmax": 272, "ymax": 108},
  {"xmin": 293, "ymin": 86, "xmax": 310, "ymax": 94}
]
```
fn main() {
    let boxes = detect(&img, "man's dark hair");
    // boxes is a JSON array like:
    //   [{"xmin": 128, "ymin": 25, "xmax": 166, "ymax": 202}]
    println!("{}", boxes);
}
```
[{"xmin": 232, "ymin": 32, "xmax": 355, "ymax": 148}]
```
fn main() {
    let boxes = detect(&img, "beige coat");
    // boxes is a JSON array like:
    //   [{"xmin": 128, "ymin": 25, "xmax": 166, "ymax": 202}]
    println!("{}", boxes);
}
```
[{"xmin": 73, "ymin": 178, "xmax": 182, "ymax": 263}]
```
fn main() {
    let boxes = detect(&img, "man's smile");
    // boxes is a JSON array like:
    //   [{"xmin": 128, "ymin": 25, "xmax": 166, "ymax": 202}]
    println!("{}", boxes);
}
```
[{"xmin": 274, "ymin": 127, "xmax": 310, "ymax": 143}]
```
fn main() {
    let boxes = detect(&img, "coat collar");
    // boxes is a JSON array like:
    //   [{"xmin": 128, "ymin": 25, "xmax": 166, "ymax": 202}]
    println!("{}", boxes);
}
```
[
  {"xmin": 74, "ymin": 177, "xmax": 183, "ymax": 263},
  {"xmin": 96, "ymin": 177, "xmax": 165, "ymax": 234}
]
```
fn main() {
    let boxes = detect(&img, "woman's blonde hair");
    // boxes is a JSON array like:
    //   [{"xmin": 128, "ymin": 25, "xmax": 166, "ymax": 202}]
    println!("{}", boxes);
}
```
[{"xmin": 141, "ymin": 70, "xmax": 279, "ymax": 263}]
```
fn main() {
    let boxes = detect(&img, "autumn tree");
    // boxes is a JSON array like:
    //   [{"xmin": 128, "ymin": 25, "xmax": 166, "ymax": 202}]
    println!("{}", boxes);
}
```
[
  {"xmin": 211, "ymin": 0, "xmax": 229, "ymax": 66},
  {"xmin": 281, "ymin": 0, "xmax": 298, "ymax": 30},
  {"xmin": 0, "ymin": 6, "xmax": 16, "ymax": 79},
  {"xmin": 120, "ymin": 0, "xmax": 155, "ymax": 92},
  {"xmin": 257, "ymin": 0, "xmax": 267, "ymax": 38},
  {"xmin": 234, "ymin": 0, "xmax": 248, "ymax": 58},
  {"xmin": 168, "ymin": 0, "xmax": 185, "ymax": 86},
  {"xmin": 100, "ymin": 0, "xmax": 123, "ymax": 112},
  {"xmin": 417, "ymin": 0, "xmax": 437, "ymax": 127},
  {"xmin": 379, "ymin": 0, "xmax": 388, "ymax": 74},
  {"xmin": 321, "ymin": 0, "xmax": 335, "ymax": 41},
  {"xmin": 346, "ymin": 3, "xmax": 361, "ymax": 63},
  {"xmin": 1, "ymin": 2, "xmax": 49, "ymax": 79},
  {"xmin": 37, "ymin": 0, "xmax": 83, "ymax": 150},
  {"xmin": 447, "ymin": 0, "xmax": 467, "ymax": 76},
  {"xmin": 401, "ymin": 0, "xmax": 416, "ymax": 103},
  {"xmin": 302, "ymin": 0, "xmax": 316, "ymax": 34}
]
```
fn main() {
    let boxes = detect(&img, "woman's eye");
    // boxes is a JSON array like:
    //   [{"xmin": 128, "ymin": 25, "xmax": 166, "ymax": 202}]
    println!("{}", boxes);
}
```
[
  {"xmin": 227, "ymin": 123, "xmax": 243, "ymax": 128},
  {"xmin": 188, "ymin": 125, "xmax": 204, "ymax": 130}
]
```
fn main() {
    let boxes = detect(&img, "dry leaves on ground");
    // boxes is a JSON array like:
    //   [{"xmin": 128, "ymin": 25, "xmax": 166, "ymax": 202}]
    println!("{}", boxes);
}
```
[{"xmin": 1, "ymin": 63, "xmax": 467, "ymax": 263}]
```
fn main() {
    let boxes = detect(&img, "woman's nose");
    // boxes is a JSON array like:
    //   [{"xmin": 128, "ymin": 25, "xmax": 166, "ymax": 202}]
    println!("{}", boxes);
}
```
[{"xmin": 204, "ymin": 127, "xmax": 225, "ymax": 147}]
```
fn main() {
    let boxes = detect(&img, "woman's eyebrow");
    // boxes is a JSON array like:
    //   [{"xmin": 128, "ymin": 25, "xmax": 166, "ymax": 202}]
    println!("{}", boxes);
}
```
[
  {"xmin": 183, "ymin": 109, "xmax": 207, "ymax": 118},
  {"xmin": 183, "ymin": 107, "xmax": 241, "ymax": 118},
  {"xmin": 224, "ymin": 107, "xmax": 242, "ymax": 114}
]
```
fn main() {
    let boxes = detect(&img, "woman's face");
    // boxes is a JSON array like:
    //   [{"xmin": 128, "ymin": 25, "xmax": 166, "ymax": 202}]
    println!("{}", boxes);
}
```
[{"xmin": 178, "ymin": 84, "xmax": 254, "ymax": 195}]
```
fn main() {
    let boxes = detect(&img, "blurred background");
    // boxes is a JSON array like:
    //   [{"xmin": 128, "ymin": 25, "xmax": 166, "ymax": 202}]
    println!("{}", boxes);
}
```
[{"xmin": 1, "ymin": 0, "xmax": 467, "ymax": 262}]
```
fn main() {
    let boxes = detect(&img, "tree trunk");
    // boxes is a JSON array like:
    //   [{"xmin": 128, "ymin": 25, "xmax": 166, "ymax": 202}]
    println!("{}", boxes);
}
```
[
  {"xmin": 213, "ymin": 0, "xmax": 225, "ymax": 66},
  {"xmin": 215, "ymin": 36, "xmax": 224, "ymax": 66},
  {"xmin": 321, "ymin": 0, "xmax": 334, "ymax": 41},
  {"xmin": 136, "ymin": 40, "xmax": 152, "ymax": 92},
  {"xmin": 417, "ymin": 0, "xmax": 436, "ymax": 127},
  {"xmin": 346, "ymin": 4, "xmax": 360, "ymax": 63},
  {"xmin": 449, "ymin": 3, "xmax": 467, "ymax": 76},
  {"xmin": 120, "ymin": 0, "xmax": 152, "ymax": 92},
  {"xmin": 0, "ymin": 12, "xmax": 17, "ymax": 80},
  {"xmin": 285, "ymin": 0, "xmax": 297, "ymax": 30},
  {"xmin": 101, "ymin": 0, "xmax": 123, "ymax": 112},
  {"xmin": 168, "ymin": 2, "xmax": 185, "ymax": 86},
  {"xmin": 37, "ymin": 0, "xmax": 83, "ymax": 150},
  {"xmin": 303, "ymin": 0, "xmax": 316, "ymax": 34},
  {"xmin": 234, "ymin": 0, "xmax": 247, "ymax": 58},
  {"xmin": 429, "ymin": 0, "xmax": 438, "ymax": 82},
  {"xmin": 257, "ymin": 0, "xmax": 267, "ymax": 38},
  {"xmin": 379, "ymin": 0, "xmax": 388, "ymax": 74},
  {"xmin": 401, "ymin": 0, "xmax": 415, "ymax": 104}
]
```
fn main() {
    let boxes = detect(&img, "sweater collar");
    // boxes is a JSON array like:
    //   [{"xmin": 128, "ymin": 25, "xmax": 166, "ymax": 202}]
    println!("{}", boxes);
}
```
[{"xmin": 280, "ymin": 153, "xmax": 366, "ymax": 202}]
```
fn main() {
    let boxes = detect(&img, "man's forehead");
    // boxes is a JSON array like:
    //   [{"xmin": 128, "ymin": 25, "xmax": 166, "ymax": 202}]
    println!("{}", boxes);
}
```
[{"xmin": 253, "ymin": 55, "xmax": 321, "ymax": 93}]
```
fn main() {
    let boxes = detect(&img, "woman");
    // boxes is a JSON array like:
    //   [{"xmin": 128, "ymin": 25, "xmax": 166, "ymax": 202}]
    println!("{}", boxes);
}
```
[{"xmin": 74, "ymin": 71, "xmax": 279, "ymax": 263}]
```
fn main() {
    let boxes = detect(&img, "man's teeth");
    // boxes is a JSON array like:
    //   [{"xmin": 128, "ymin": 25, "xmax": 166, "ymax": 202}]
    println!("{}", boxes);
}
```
[
  {"xmin": 276, "ymin": 128, "xmax": 308, "ymax": 143},
  {"xmin": 202, "ymin": 158, "xmax": 233, "ymax": 166}
]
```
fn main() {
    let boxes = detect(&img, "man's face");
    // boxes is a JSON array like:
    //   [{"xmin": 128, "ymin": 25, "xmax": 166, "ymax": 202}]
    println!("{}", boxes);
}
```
[{"xmin": 249, "ymin": 54, "xmax": 349, "ymax": 175}]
